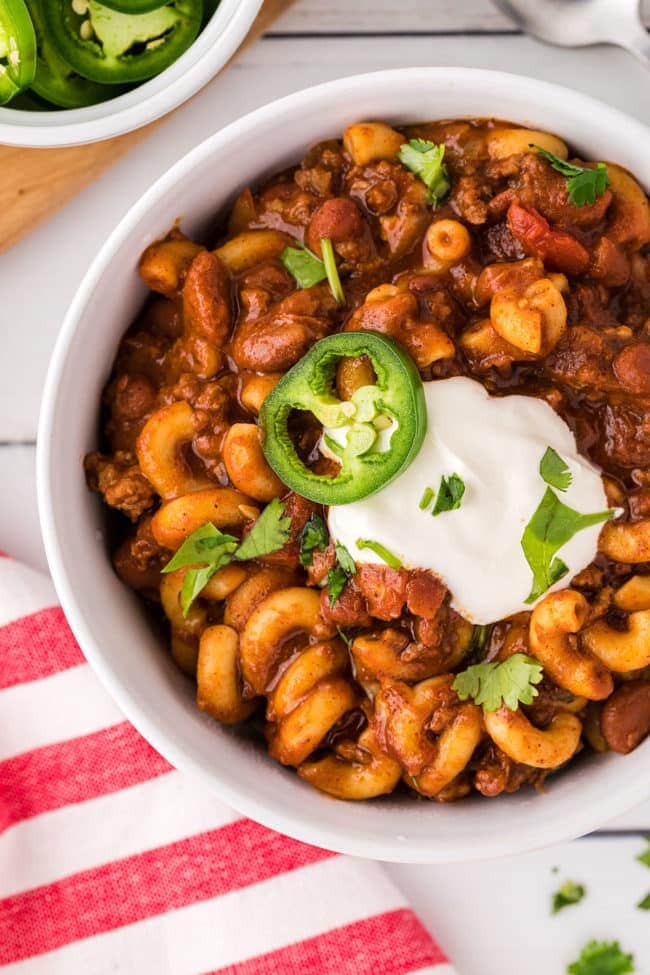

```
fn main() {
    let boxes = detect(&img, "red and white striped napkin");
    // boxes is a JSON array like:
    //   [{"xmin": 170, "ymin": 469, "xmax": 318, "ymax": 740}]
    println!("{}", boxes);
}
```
[{"xmin": 0, "ymin": 553, "xmax": 455, "ymax": 974}]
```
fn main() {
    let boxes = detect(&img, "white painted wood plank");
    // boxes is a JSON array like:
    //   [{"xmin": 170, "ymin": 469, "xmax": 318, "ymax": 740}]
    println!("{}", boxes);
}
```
[
  {"xmin": 2, "ymin": 34, "xmax": 649, "ymax": 443},
  {"xmin": 0, "ymin": 445, "xmax": 45, "ymax": 570},
  {"xmin": 272, "ymin": 0, "xmax": 513, "ymax": 33},
  {"xmin": 272, "ymin": 0, "xmax": 650, "ymax": 33}
]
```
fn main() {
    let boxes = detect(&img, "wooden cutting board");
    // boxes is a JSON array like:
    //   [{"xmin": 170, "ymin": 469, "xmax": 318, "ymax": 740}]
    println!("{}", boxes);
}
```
[{"xmin": 0, "ymin": 0, "xmax": 294, "ymax": 254}]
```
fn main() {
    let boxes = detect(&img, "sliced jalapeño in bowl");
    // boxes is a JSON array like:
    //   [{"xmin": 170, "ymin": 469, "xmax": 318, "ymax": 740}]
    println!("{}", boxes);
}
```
[
  {"xmin": 41, "ymin": 0, "xmax": 203, "ymax": 85},
  {"xmin": 260, "ymin": 332, "xmax": 427, "ymax": 506},
  {"xmin": 0, "ymin": 0, "xmax": 37, "ymax": 104}
]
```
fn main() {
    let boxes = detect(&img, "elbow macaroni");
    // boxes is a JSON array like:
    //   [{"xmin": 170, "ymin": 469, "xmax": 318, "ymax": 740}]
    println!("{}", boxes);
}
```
[
  {"xmin": 374, "ymin": 676, "xmax": 483, "ymax": 798},
  {"xmin": 484, "ymin": 707, "xmax": 582, "ymax": 769},
  {"xmin": 529, "ymin": 590, "xmax": 613, "ymax": 700},
  {"xmin": 136, "ymin": 403, "xmax": 212, "ymax": 500}
]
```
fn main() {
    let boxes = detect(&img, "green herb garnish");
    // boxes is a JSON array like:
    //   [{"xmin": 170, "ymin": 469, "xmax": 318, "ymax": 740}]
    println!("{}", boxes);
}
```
[
  {"xmin": 337, "ymin": 626, "xmax": 352, "ymax": 649},
  {"xmin": 419, "ymin": 486, "xmax": 434, "ymax": 511},
  {"xmin": 522, "ymin": 487, "xmax": 614, "ymax": 604},
  {"xmin": 281, "ymin": 236, "xmax": 344, "ymax": 305},
  {"xmin": 540, "ymin": 446, "xmax": 572, "ymax": 492},
  {"xmin": 636, "ymin": 838, "xmax": 650, "ymax": 868},
  {"xmin": 280, "ymin": 243, "xmax": 328, "ymax": 289},
  {"xmin": 533, "ymin": 145, "xmax": 610, "ymax": 207},
  {"xmin": 356, "ymin": 538, "xmax": 402, "ymax": 569},
  {"xmin": 637, "ymin": 892, "xmax": 650, "ymax": 911},
  {"xmin": 432, "ymin": 473, "xmax": 465, "ymax": 516},
  {"xmin": 469, "ymin": 624, "xmax": 491, "ymax": 657},
  {"xmin": 567, "ymin": 940, "xmax": 634, "ymax": 975},
  {"xmin": 552, "ymin": 880, "xmax": 586, "ymax": 914},
  {"xmin": 299, "ymin": 512, "xmax": 329, "ymax": 567},
  {"xmin": 452, "ymin": 653, "xmax": 543, "ymax": 713},
  {"xmin": 326, "ymin": 542, "xmax": 356, "ymax": 606},
  {"xmin": 234, "ymin": 497, "xmax": 292, "ymax": 562},
  {"xmin": 398, "ymin": 138, "xmax": 450, "ymax": 204},
  {"xmin": 320, "ymin": 236, "xmax": 345, "ymax": 305},
  {"xmin": 162, "ymin": 498, "xmax": 291, "ymax": 616}
]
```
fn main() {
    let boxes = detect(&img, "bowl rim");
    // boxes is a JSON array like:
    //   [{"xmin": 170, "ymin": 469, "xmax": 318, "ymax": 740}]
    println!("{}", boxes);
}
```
[
  {"xmin": 37, "ymin": 67, "xmax": 650, "ymax": 862},
  {"xmin": 0, "ymin": 0, "xmax": 263, "ymax": 148}
]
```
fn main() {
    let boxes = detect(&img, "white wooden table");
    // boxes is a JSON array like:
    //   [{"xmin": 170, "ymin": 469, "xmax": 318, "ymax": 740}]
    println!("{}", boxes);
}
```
[{"xmin": 1, "ymin": 2, "xmax": 649, "ymax": 972}]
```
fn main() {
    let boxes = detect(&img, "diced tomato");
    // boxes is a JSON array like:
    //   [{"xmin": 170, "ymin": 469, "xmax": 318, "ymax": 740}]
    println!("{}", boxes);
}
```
[{"xmin": 507, "ymin": 202, "xmax": 589, "ymax": 276}]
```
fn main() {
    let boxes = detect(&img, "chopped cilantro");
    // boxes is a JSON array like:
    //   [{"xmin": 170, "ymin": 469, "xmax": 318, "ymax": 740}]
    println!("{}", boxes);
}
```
[
  {"xmin": 163, "ymin": 499, "xmax": 290, "ymax": 617},
  {"xmin": 281, "ymin": 236, "xmax": 344, "ymax": 305},
  {"xmin": 452, "ymin": 653, "xmax": 543, "ymax": 712},
  {"xmin": 234, "ymin": 497, "xmax": 292, "ymax": 562},
  {"xmin": 567, "ymin": 940, "xmax": 634, "ymax": 975},
  {"xmin": 280, "ymin": 243, "xmax": 327, "ymax": 289},
  {"xmin": 540, "ymin": 446, "xmax": 572, "ymax": 492},
  {"xmin": 533, "ymin": 145, "xmax": 610, "ymax": 207},
  {"xmin": 637, "ymin": 892, "xmax": 650, "ymax": 911},
  {"xmin": 552, "ymin": 880, "xmax": 586, "ymax": 914},
  {"xmin": 522, "ymin": 486, "xmax": 614, "ymax": 604},
  {"xmin": 326, "ymin": 542, "xmax": 356, "ymax": 606},
  {"xmin": 299, "ymin": 512, "xmax": 329, "ymax": 567},
  {"xmin": 636, "ymin": 838, "xmax": 650, "ymax": 868},
  {"xmin": 398, "ymin": 138, "xmax": 450, "ymax": 204},
  {"xmin": 432, "ymin": 473, "xmax": 465, "ymax": 516}
]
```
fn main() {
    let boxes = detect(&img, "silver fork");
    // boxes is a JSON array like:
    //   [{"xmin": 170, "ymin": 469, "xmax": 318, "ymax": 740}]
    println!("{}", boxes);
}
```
[{"xmin": 492, "ymin": 0, "xmax": 650, "ymax": 67}]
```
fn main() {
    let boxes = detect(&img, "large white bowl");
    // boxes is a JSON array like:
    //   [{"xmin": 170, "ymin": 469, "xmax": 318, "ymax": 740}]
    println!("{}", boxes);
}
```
[
  {"xmin": 0, "ymin": 0, "xmax": 262, "ymax": 147},
  {"xmin": 38, "ymin": 68, "xmax": 650, "ymax": 863}
]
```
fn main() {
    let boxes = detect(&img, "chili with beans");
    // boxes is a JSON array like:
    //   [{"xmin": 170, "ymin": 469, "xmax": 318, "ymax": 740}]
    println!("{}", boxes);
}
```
[{"xmin": 85, "ymin": 118, "xmax": 650, "ymax": 803}]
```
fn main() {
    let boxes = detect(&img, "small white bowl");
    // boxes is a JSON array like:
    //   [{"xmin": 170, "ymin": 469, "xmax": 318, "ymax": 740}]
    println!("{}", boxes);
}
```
[
  {"xmin": 0, "ymin": 0, "xmax": 263, "ymax": 147},
  {"xmin": 38, "ymin": 68, "xmax": 650, "ymax": 863}
]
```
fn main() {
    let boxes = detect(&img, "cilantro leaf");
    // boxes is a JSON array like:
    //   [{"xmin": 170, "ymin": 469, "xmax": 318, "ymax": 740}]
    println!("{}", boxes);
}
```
[
  {"xmin": 280, "ymin": 244, "xmax": 327, "ymax": 289},
  {"xmin": 637, "ymin": 892, "xmax": 650, "ymax": 911},
  {"xmin": 432, "ymin": 473, "xmax": 465, "ymax": 516},
  {"xmin": 235, "ymin": 497, "xmax": 292, "ymax": 562},
  {"xmin": 299, "ymin": 513, "xmax": 329, "ymax": 567},
  {"xmin": 180, "ymin": 564, "xmax": 221, "ymax": 617},
  {"xmin": 636, "ymin": 838, "xmax": 650, "ymax": 868},
  {"xmin": 356, "ymin": 538, "xmax": 402, "ymax": 569},
  {"xmin": 334, "ymin": 542, "xmax": 356, "ymax": 576},
  {"xmin": 522, "ymin": 487, "xmax": 614, "ymax": 604},
  {"xmin": 161, "ymin": 523, "xmax": 238, "ymax": 575},
  {"xmin": 326, "ymin": 542, "xmax": 356, "ymax": 605},
  {"xmin": 320, "ymin": 237, "xmax": 345, "ymax": 305},
  {"xmin": 164, "ymin": 500, "xmax": 291, "ymax": 617},
  {"xmin": 398, "ymin": 139, "xmax": 450, "ymax": 204},
  {"xmin": 452, "ymin": 653, "xmax": 543, "ymax": 712},
  {"xmin": 326, "ymin": 566, "xmax": 349, "ymax": 606},
  {"xmin": 552, "ymin": 880, "xmax": 586, "ymax": 914},
  {"xmin": 162, "ymin": 523, "xmax": 239, "ymax": 617},
  {"xmin": 567, "ymin": 940, "xmax": 634, "ymax": 975},
  {"xmin": 540, "ymin": 446, "xmax": 573, "ymax": 492},
  {"xmin": 469, "ymin": 623, "xmax": 491, "ymax": 658},
  {"xmin": 533, "ymin": 145, "xmax": 610, "ymax": 207}
]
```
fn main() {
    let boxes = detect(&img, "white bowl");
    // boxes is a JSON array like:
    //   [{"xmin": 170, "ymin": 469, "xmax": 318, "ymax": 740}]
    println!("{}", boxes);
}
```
[
  {"xmin": 38, "ymin": 68, "xmax": 650, "ymax": 863},
  {"xmin": 0, "ymin": 0, "xmax": 263, "ymax": 147}
]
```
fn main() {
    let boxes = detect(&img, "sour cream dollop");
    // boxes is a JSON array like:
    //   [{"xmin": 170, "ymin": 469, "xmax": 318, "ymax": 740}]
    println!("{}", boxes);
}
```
[{"xmin": 328, "ymin": 376, "xmax": 611, "ymax": 624}]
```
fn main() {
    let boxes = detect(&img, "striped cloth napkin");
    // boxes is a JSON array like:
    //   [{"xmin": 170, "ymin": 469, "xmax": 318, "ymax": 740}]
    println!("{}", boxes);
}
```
[{"xmin": 0, "ymin": 553, "xmax": 455, "ymax": 974}]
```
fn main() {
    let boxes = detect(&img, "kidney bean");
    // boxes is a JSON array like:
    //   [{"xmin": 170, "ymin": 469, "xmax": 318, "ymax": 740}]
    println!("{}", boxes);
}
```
[{"xmin": 600, "ymin": 679, "xmax": 650, "ymax": 754}]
